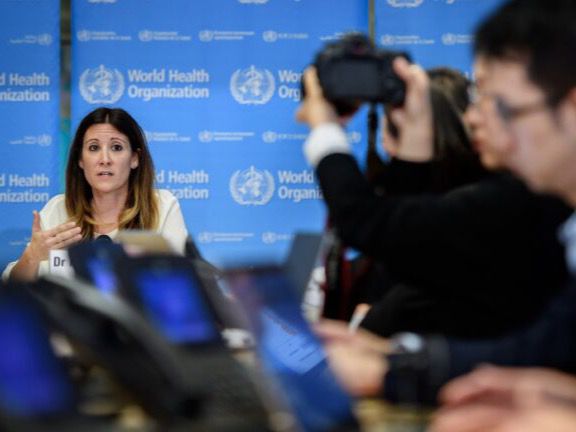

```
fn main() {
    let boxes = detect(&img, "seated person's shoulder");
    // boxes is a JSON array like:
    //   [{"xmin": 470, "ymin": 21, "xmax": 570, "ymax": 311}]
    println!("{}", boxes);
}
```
[
  {"xmin": 155, "ymin": 188, "xmax": 178, "ymax": 204},
  {"xmin": 40, "ymin": 194, "xmax": 68, "ymax": 228},
  {"xmin": 447, "ymin": 173, "xmax": 526, "ymax": 204},
  {"xmin": 44, "ymin": 193, "xmax": 66, "ymax": 208}
]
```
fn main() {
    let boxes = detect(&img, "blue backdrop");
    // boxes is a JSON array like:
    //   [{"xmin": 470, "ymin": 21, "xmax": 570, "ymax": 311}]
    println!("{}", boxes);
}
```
[
  {"xmin": 0, "ymin": 0, "xmax": 505, "ymax": 270},
  {"xmin": 0, "ymin": 0, "xmax": 60, "ymax": 270},
  {"xmin": 375, "ymin": 0, "xmax": 504, "ymax": 75},
  {"xmin": 71, "ymin": 0, "xmax": 369, "ymax": 265}
]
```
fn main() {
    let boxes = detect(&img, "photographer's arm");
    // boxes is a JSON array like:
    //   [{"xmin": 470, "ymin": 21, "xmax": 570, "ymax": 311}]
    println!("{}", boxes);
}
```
[
  {"xmin": 376, "ymin": 58, "xmax": 439, "ymax": 195},
  {"xmin": 296, "ymin": 67, "xmax": 352, "ymax": 164},
  {"xmin": 298, "ymin": 66, "xmax": 480, "ymax": 262},
  {"xmin": 377, "ymin": 158, "xmax": 437, "ymax": 195},
  {"xmin": 297, "ymin": 60, "xmax": 433, "ymax": 167}
]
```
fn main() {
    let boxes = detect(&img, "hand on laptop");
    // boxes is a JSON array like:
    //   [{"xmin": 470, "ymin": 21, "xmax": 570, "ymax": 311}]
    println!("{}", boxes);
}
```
[
  {"xmin": 315, "ymin": 319, "xmax": 390, "ymax": 397},
  {"xmin": 323, "ymin": 340, "xmax": 388, "ymax": 398},
  {"xmin": 315, "ymin": 319, "xmax": 391, "ymax": 353}
]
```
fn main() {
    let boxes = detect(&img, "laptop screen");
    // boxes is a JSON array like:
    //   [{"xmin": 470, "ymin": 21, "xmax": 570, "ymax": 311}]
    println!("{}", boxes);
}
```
[
  {"xmin": 225, "ymin": 267, "xmax": 358, "ymax": 431},
  {"xmin": 86, "ymin": 257, "xmax": 118, "ymax": 296},
  {"xmin": 135, "ymin": 269, "xmax": 221, "ymax": 345},
  {"xmin": 68, "ymin": 241, "xmax": 126, "ymax": 296},
  {"xmin": 0, "ymin": 294, "xmax": 75, "ymax": 417},
  {"xmin": 283, "ymin": 232, "xmax": 325, "ymax": 300}
]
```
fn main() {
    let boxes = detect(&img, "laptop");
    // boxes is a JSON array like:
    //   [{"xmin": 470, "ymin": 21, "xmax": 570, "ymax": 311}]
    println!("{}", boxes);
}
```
[
  {"xmin": 70, "ymin": 238, "xmax": 255, "ymax": 349},
  {"xmin": 283, "ymin": 232, "xmax": 326, "ymax": 301},
  {"xmin": 223, "ymin": 266, "xmax": 361, "ymax": 432},
  {"xmin": 68, "ymin": 238, "xmax": 128, "ymax": 296},
  {"xmin": 30, "ymin": 274, "xmax": 206, "ymax": 424},
  {"xmin": 113, "ymin": 254, "xmax": 285, "ymax": 431},
  {"xmin": 0, "ymin": 284, "xmax": 121, "ymax": 432}
]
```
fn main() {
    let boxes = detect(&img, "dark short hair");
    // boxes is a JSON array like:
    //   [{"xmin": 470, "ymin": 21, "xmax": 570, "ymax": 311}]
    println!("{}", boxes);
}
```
[{"xmin": 474, "ymin": 0, "xmax": 576, "ymax": 105}]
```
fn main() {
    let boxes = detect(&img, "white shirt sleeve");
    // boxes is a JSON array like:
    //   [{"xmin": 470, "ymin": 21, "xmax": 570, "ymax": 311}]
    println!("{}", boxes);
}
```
[
  {"xmin": 156, "ymin": 189, "xmax": 188, "ymax": 255},
  {"xmin": 303, "ymin": 122, "xmax": 351, "ymax": 167},
  {"xmin": 1, "ymin": 261, "xmax": 16, "ymax": 282},
  {"xmin": 1, "ymin": 195, "xmax": 67, "ymax": 282}
]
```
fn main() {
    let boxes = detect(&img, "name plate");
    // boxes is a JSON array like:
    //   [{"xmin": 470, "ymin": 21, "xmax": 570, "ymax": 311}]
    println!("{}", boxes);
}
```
[{"xmin": 49, "ymin": 250, "xmax": 73, "ymax": 278}]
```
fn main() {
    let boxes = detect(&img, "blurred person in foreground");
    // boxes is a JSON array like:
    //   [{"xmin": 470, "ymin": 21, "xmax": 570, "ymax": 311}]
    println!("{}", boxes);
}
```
[
  {"xmin": 430, "ymin": 365, "xmax": 576, "ymax": 432},
  {"xmin": 297, "ymin": 33, "xmax": 570, "ymax": 341},
  {"xmin": 3, "ymin": 107, "xmax": 188, "ymax": 282},
  {"xmin": 309, "ymin": 0, "xmax": 576, "ymax": 414}
]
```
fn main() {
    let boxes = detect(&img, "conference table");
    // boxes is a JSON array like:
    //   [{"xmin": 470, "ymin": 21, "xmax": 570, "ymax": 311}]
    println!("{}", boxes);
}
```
[{"xmin": 356, "ymin": 398, "xmax": 431, "ymax": 431}]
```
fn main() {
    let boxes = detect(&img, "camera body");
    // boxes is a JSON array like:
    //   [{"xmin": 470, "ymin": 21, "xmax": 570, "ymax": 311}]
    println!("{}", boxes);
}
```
[{"xmin": 305, "ymin": 33, "xmax": 409, "ymax": 115}]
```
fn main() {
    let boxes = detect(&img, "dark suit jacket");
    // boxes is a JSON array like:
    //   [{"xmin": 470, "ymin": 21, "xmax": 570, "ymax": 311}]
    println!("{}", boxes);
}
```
[{"xmin": 384, "ymin": 279, "xmax": 576, "ymax": 406}]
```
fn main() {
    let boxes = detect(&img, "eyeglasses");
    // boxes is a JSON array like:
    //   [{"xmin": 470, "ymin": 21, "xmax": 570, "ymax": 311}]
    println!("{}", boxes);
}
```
[
  {"xmin": 493, "ymin": 97, "xmax": 549, "ymax": 123},
  {"xmin": 467, "ymin": 83, "xmax": 550, "ymax": 124}
]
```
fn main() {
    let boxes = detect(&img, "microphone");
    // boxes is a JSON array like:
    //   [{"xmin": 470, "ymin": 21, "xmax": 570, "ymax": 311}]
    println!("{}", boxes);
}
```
[
  {"xmin": 94, "ymin": 234, "xmax": 113, "ymax": 243},
  {"xmin": 185, "ymin": 235, "xmax": 202, "ymax": 260}
]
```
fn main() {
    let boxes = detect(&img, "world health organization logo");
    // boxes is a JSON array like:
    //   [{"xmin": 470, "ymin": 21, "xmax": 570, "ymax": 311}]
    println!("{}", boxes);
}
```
[
  {"xmin": 230, "ymin": 166, "xmax": 275, "ymax": 206},
  {"xmin": 38, "ymin": 34, "xmax": 53, "ymax": 46},
  {"xmin": 262, "ymin": 31, "xmax": 278, "ymax": 43},
  {"xmin": 37, "ymin": 135, "xmax": 52, "ymax": 147},
  {"xmin": 198, "ymin": 31, "xmax": 214, "ymax": 42},
  {"xmin": 230, "ymin": 66, "xmax": 275, "ymax": 105},
  {"xmin": 262, "ymin": 131, "xmax": 278, "ymax": 143},
  {"xmin": 387, "ymin": 0, "xmax": 424, "ymax": 7},
  {"xmin": 198, "ymin": 130, "xmax": 214, "ymax": 143},
  {"xmin": 79, "ymin": 65, "xmax": 124, "ymax": 104},
  {"xmin": 77, "ymin": 30, "xmax": 90, "ymax": 42},
  {"xmin": 197, "ymin": 232, "xmax": 214, "ymax": 243},
  {"xmin": 138, "ymin": 30, "xmax": 154, "ymax": 42},
  {"xmin": 381, "ymin": 34, "xmax": 397, "ymax": 46}
]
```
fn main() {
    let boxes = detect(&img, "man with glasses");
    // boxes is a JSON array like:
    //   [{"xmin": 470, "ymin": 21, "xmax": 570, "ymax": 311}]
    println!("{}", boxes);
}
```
[
  {"xmin": 309, "ymin": 0, "xmax": 576, "ymax": 414},
  {"xmin": 296, "ymin": 44, "xmax": 571, "ymax": 343}
]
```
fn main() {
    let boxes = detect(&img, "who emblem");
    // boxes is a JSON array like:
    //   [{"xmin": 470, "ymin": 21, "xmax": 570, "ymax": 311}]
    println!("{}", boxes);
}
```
[
  {"xmin": 79, "ymin": 65, "xmax": 125, "ymax": 104},
  {"xmin": 198, "ymin": 31, "xmax": 214, "ymax": 42},
  {"xmin": 230, "ymin": 166, "xmax": 275, "ymax": 205},
  {"xmin": 442, "ymin": 33, "xmax": 457, "ymax": 45},
  {"xmin": 138, "ymin": 30, "xmax": 154, "ymax": 42},
  {"xmin": 262, "ymin": 232, "xmax": 278, "ymax": 244},
  {"xmin": 262, "ymin": 31, "xmax": 278, "ymax": 43},
  {"xmin": 198, "ymin": 130, "xmax": 214, "ymax": 143},
  {"xmin": 37, "ymin": 34, "xmax": 53, "ymax": 46},
  {"xmin": 198, "ymin": 232, "xmax": 214, "ymax": 243},
  {"xmin": 230, "ymin": 66, "xmax": 275, "ymax": 105},
  {"xmin": 262, "ymin": 131, "xmax": 278, "ymax": 143}
]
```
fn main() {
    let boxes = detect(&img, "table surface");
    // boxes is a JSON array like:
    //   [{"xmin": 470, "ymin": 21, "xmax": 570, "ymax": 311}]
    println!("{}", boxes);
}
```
[{"xmin": 356, "ymin": 398, "xmax": 431, "ymax": 432}]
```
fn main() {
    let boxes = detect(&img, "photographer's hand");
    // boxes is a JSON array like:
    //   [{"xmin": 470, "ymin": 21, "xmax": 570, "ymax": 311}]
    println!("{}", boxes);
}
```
[
  {"xmin": 297, "ymin": 67, "xmax": 353, "ymax": 167},
  {"xmin": 296, "ymin": 66, "xmax": 339, "ymax": 127},
  {"xmin": 386, "ymin": 58, "xmax": 434, "ymax": 162}
]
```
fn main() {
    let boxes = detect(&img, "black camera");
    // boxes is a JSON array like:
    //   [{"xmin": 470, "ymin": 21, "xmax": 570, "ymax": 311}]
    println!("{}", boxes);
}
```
[{"xmin": 303, "ymin": 33, "xmax": 410, "ymax": 116}]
